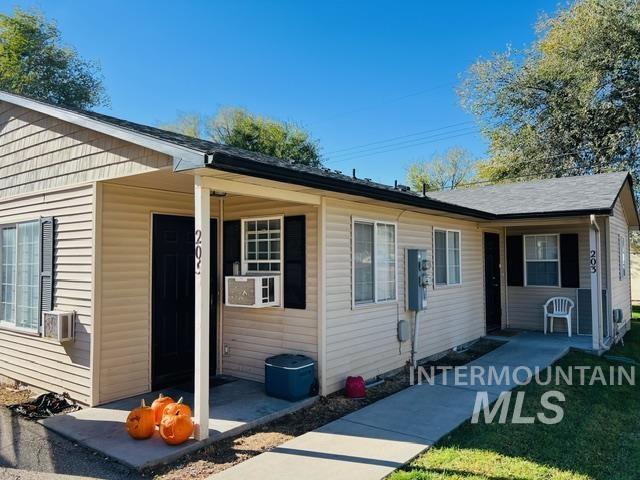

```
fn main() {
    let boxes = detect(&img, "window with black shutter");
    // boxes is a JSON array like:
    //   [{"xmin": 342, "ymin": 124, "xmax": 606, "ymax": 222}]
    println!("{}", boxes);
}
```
[{"xmin": 224, "ymin": 216, "xmax": 307, "ymax": 309}]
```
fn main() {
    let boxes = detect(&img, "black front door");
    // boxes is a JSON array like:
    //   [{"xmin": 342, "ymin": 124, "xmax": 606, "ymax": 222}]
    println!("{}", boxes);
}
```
[
  {"xmin": 152, "ymin": 214, "xmax": 217, "ymax": 390},
  {"xmin": 484, "ymin": 232, "xmax": 502, "ymax": 332}
]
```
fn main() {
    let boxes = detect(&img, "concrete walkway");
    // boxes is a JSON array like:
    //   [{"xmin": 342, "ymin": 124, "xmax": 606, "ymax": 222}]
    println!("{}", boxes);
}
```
[{"xmin": 212, "ymin": 332, "xmax": 582, "ymax": 480}]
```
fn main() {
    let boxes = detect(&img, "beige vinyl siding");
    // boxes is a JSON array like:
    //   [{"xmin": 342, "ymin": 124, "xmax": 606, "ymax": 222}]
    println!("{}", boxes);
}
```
[
  {"xmin": 631, "ymin": 253, "xmax": 640, "ymax": 304},
  {"xmin": 324, "ymin": 198, "xmax": 484, "ymax": 394},
  {"xmin": 98, "ymin": 182, "xmax": 318, "ymax": 403},
  {"xmin": 506, "ymin": 224, "xmax": 591, "ymax": 332},
  {"xmin": 0, "ymin": 101, "xmax": 172, "ymax": 200},
  {"xmin": 0, "ymin": 185, "xmax": 94, "ymax": 404},
  {"xmin": 222, "ymin": 197, "xmax": 318, "ymax": 382},
  {"xmin": 98, "ymin": 182, "xmax": 213, "ymax": 403},
  {"xmin": 609, "ymin": 199, "xmax": 632, "ymax": 328}
]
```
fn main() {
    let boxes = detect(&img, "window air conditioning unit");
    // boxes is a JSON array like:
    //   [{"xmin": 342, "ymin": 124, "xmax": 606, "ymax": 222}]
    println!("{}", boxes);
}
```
[
  {"xmin": 42, "ymin": 311, "xmax": 75, "ymax": 343},
  {"xmin": 225, "ymin": 275, "xmax": 280, "ymax": 308}
]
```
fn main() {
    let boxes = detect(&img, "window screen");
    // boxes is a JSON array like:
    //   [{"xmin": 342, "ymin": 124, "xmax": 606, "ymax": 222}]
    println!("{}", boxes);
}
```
[
  {"xmin": 525, "ymin": 234, "xmax": 559, "ymax": 286},
  {"xmin": 0, "ymin": 221, "xmax": 40, "ymax": 331},
  {"xmin": 354, "ymin": 222, "xmax": 374, "ymax": 304}
]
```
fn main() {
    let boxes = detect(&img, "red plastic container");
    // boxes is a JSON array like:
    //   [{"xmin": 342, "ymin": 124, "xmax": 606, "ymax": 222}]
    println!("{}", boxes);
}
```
[{"xmin": 345, "ymin": 376, "xmax": 366, "ymax": 399}]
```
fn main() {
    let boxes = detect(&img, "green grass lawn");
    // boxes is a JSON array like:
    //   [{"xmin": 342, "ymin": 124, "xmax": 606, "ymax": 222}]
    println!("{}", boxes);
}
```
[{"xmin": 390, "ymin": 320, "xmax": 640, "ymax": 480}]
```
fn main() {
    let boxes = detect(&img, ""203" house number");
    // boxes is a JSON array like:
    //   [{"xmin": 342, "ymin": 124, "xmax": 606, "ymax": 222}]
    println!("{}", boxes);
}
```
[{"xmin": 590, "ymin": 249, "xmax": 597, "ymax": 273}]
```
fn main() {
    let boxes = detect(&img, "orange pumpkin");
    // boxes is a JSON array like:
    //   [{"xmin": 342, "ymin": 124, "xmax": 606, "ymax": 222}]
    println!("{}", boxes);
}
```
[
  {"xmin": 159, "ymin": 412, "xmax": 194, "ymax": 445},
  {"xmin": 126, "ymin": 399, "xmax": 155, "ymax": 440},
  {"xmin": 162, "ymin": 397, "xmax": 192, "ymax": 419},
  {"xmin": 151, "ymin": 393, "xmax": 174, "ymax": 425}
]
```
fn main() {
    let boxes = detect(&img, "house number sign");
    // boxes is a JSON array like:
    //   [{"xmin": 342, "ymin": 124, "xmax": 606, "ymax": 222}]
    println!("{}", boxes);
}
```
[
  {"xmin": 590, "ymin": 249, "xmax": 597, "ymax": 273},
  {"xmin": 195, "ymin": 229, "xmax": 202, "ymax": 275}
]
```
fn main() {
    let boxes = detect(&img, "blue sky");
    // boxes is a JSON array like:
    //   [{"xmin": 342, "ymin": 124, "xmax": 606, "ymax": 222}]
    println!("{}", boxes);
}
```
[{"xmin": 2, "ymin": 0, "xmax": 560, "ymax": 184}]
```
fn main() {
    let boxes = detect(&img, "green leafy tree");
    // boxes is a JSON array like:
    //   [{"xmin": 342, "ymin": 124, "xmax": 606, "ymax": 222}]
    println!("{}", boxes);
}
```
[
  {"xmin": 161, "ymin": 107, "xmax": 322, "ymax": 167},
  {"xmin": 0, "ymin": 8, "xmax": 106, "ymax": 108},
  {"xmin": 459, "ymin": 0, "xmax": 640, "ymax": 185},
  {"xmin": 158, "ymin": 112, "xmax": 205, "ymax": 139},
  {"xmin": 406, "ymin": 147, "xmax": 476, "ymax": 191}
]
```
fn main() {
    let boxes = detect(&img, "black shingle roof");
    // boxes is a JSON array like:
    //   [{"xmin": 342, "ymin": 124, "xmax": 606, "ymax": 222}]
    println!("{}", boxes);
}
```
[
  {"xmin": 0, "ymin": 89, "xmax": 636, "ymax": 222},
  {"xmin": 428, "ymin": 172, "xmax": 631, "ymax": 217}
]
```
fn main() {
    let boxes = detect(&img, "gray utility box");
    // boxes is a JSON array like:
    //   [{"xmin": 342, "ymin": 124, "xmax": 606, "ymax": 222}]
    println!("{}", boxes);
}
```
[
  {"xmin": 407, "ymin": 249, "xmax": 429, "ymax": 311},
  {"xmin": 265, "ymin": 354, "xmax": 315, "ymax": 401}
]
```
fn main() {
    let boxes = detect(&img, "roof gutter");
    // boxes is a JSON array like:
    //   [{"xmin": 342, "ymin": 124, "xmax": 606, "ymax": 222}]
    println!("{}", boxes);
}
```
[{"xmin": 205, "ymin": 151, "xmax": 495, "ymax": 220}]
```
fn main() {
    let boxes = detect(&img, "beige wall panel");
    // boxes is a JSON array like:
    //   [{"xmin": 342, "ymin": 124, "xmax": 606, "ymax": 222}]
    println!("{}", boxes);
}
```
[
  {"xmin": 221, "ymin": 195, "xmax": 318, "ymax": 382},
  {"xmin": 0, "ymin": 185, "xmax": 94, "ymax": 403},
  {"xmin": 323, "ymin": 198, "xmax": 484, "ymax": 394},
  {"xmin": 609, "ymin": 199, "xmax": 632, "ymax": 327},
  {"xmin": 0, "ymin": 101, "xmax": 172, "ymax": 200}
]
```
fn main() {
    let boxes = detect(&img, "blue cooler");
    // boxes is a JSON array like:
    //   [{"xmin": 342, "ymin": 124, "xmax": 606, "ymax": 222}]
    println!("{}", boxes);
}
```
[{"xmin": 265, "ymin": 354, "xmax": 315, "ymax": 401}]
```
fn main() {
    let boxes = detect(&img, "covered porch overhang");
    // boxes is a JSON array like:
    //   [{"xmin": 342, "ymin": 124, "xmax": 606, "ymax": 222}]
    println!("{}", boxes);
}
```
[
  {"xmin": 481, "ymin": 214, "xmax": 610, "ymax": 353},
  {"xmin": 191, "ymin": 171, "xmax": 324, "ymax": 440}
]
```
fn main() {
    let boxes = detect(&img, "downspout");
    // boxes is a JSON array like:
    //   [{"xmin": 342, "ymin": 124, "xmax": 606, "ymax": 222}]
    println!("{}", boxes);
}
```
[{"xmin": 590, "ymin": 215, "xmax": 605, "ymax": 350}]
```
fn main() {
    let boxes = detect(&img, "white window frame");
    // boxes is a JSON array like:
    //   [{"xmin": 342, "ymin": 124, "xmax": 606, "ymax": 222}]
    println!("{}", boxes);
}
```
[
  {"xmin": 351, "ymin": 218, "xmax": 398, "ymax": 307},
  {"xmin": 523, "ymin": 233, "xmax": 561, "ymax": 287},
  {"xmin": 433, "ymin": 228, "xmax": 462, "ymax": 287},
  {"xmin": 0, "ymin": 220, "xmax": 41, "ymax": 334},
  {"xmin": 619, "ymin": 234, "xmax": 627, "ymax": 280},
  {"xmin": 240, "ymin": 216, "xmax": 284, "ymax": 276}
]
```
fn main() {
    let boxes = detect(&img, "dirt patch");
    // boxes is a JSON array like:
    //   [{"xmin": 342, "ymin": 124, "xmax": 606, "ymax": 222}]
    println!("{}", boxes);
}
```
[
  {"xmin": 149, "ymin": 338, "xmax": 504, "ymax": 479},
  {"xmin": 0, "ymin": 382, "xmax": 31, "ymax": 406}
]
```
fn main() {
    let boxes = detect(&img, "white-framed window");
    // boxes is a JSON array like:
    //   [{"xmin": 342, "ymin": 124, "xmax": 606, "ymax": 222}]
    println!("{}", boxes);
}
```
[
  {"xmin": 0, "ymin": 220, "xmax": 40, "ymax": 332},
  {"xmin": 241, "ymin": 217, "xmax": 283, "ymax": 274},
  {"xmin": 619, "ymin": 234, "xmax": 627, "ymax": 280},
  {"xmin": 434, "ymin": 229, "xmax": 461, "ymax": 286},
  {"xmin": 352, "ymin": 219, "xmax": 397, "ymax": 305},
  {"xmin": 524, "ymin": 234, "xmax": 560, "ymax": 286}
]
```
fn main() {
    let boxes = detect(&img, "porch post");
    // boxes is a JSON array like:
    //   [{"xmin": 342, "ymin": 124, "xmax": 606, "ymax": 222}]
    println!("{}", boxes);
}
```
[
  {"xmin": 194, "ymin": 176, "xmax": 210, "ymax": 440},
  {"xmin": 589, "ymin": 215, "xmax": 602, "ymax": 351}
]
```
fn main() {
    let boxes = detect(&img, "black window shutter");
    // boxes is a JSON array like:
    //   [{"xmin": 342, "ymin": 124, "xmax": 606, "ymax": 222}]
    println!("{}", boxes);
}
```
[
  {"xmin": 506, "ymin": 235, "xmax": 524, "ymax": 286},
  {"xmin": 284, "ymin": 215, "xmax": 306, "ymax": 309},
  {"xmin": 560, "ymin": 233, "xmax": 580, "ymax": 288},
  {"xmin": 40, "ymin": 217, "xmax": 55, "ymax": 323},
  {"xmin": 223, "ymin": 220, "xmax": 241, "ymax": 278}
]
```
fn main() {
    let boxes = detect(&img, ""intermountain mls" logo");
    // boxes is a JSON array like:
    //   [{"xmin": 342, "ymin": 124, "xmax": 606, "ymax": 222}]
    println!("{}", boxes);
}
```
[{"xmin": 410, "ymin": 364, "xmax": 635, "ymax": 424}]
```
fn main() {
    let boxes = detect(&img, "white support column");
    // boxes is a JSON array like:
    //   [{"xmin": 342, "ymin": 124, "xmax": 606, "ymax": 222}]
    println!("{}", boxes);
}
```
[
  {"xmin": 317, "ymin": 198, "xmax": 327, "ymax": 396},
  {"xmin": 589, "ymin": 216, "xmax": 602, "ymax": 351},
  {"xmin": 194, "ymin": 176, "xmax": 210, "ymax": 440}
]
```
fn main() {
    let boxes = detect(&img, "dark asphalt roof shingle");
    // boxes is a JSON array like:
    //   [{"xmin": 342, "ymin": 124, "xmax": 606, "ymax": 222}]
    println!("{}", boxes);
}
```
[
  {"xmin": 0, "ymin": 89, "xmax": 635, "ymax": 221},
  {"xmin": 427, "ymin": 172, "xmax": 630, "ymax": 216}
]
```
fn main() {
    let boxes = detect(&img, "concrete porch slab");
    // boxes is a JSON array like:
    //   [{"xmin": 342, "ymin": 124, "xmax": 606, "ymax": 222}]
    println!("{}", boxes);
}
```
[{"xmin": 40, "ymin": 379, "xmax": 316, "ymax": 470}]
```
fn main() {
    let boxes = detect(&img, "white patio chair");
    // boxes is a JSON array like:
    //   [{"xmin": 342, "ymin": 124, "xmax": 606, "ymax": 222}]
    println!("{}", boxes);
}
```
[{"xmin": 543, "ymin": 297, "xmax": 575, "ymax": 337}]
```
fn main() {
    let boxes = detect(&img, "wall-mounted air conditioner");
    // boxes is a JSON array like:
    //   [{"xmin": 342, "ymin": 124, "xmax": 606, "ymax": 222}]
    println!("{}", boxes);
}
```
[
  {"xmin": 42, "ymin": 311, "xmax": 75, "ymax": 343},
  {"xmin": 225, "ymin": 275, "xmax": 281, "ymax": 308}
]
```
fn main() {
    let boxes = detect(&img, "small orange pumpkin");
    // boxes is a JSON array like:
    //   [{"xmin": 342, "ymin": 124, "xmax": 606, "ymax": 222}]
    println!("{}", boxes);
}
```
[
  {"xmin": 162, "ymin": 397, "xmax": 192, "ymax": 419},
  {"xmin": 126, "ymin": 399, "xmax": 155, "ymax": 440},
  {"xmin": 159, "ymin": 412, "xmax": 194, "ymax": 445},
  {"xmin": 151, "ymin": 393, "xmax": 174, "ymax": 425}
]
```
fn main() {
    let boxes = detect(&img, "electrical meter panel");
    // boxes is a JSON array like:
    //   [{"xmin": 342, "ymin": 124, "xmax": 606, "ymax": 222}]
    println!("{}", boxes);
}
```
[{"xmin": 407, "ymin": 249, "xmax": 430, "ymax": 311}]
